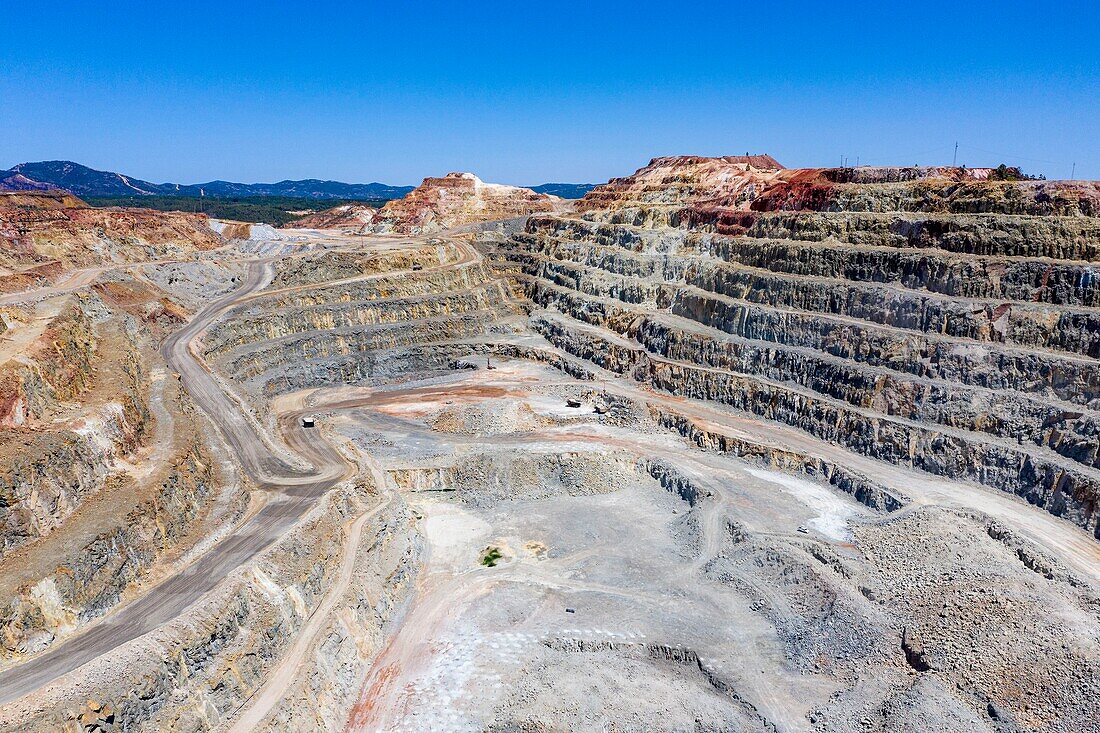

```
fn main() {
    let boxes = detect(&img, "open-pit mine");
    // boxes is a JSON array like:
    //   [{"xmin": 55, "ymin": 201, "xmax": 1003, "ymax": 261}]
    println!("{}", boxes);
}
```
[{"xmin": 0, "ymin": 157, "xmax": 1098, "ymax": 733}]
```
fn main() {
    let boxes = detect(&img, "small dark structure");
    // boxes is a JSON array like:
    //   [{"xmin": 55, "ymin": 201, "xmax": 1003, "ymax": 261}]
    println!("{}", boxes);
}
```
[
  {"xmin": 411, "ymin": 262, "xmax": 423, "ymax": 271},
  {"xmin": 566, "ymin": 398, "xmax": 582, "ymax": 408},
  {"xmin": 301, "ymin": 416, "xmax": 316, "ymax": 428},
  {"xmin": 565, "ymin": 607, "xmax": 576, "ymax": 614}
]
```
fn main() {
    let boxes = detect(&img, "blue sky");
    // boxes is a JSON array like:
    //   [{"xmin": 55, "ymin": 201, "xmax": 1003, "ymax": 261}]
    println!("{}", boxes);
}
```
[{"xmin": 2, "ymin": 1, "xmax": 1097, "ymax": 185}]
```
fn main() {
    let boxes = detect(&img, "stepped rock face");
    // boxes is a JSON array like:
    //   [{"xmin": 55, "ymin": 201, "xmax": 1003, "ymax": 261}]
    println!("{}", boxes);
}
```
[
  {"xmin": 371, "ymin": 172, "xmax": 560, "ymax": 234},
  {"xmin": 204, "ymin": 241, "xmax": 525, "ymax": 399},
  {"xmin": 488, "ymin": 155, "xmax": 1100, "ymax": 536},
  {"xmin": 2, "ymin": 156, "xmax": 1098, "ymax": 733},
  {"xmin": 287, "ymin": 203, "xmax": 377, "ymax": 231}
]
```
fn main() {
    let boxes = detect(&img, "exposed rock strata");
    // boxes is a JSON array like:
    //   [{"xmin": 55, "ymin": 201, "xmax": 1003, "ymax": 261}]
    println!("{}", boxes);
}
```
[
  {"xmin": 0, "ymin": 482, "xmax": 417, "ymax": 733},
  {"xmin": 0, "ymin": 192, "xmax": 222, "ymax": 273},
  {"xmin": 286, "ymin": 204, "xmax": 377, "ymax": 232},
  {"xmin": 484, "ymin": 157, "xmax": 1100, "ymax": 535},
  {"xmin": 371, "ymin": 173, "xmax": 560, "ymax": 234},
  {"xmin": 0, "ymin": 307, "xmax": 150, "ymax": 555},
  {"xmin": 205, "ymin": 259, "xmax": 525, "ymax": 398},
  {"xmin": 0, "ymin": 384, "xmax": 246, "ymax": 665}
]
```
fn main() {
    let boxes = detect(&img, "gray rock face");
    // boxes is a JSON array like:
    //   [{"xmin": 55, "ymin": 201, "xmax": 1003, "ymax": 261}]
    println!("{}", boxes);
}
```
[
  {"xmin": 203, "ymin": 260, "xmax": 527, "ymax": 398},
  {"xmin": 484, "ymin": 177, "xmax": 1100, "ymax": 537},
  {"xmin": 3, "ymin": 484, "xmax": 417, "ymax": 733}
]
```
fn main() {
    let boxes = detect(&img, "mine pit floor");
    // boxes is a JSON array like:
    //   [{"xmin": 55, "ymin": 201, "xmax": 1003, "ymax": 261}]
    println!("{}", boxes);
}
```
[
  {"xmin": 263, "ymin": 357, "xmax": 1100, "ymax": 731},
  {"xmin": 305, "ymin": 363, "xmax": 874, "ymax": 731}
]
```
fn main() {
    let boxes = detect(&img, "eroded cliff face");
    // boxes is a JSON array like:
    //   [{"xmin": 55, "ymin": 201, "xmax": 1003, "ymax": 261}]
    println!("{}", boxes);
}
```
[
  {"xmin": 0, "ymin": 380, "xmax": 246, "ymax": 665},
  {"xmin": 0, "ymin": 191, "xmax": 223, "ymax": 281},
  {"xmin": 286, "ymin": 204, "xmax": 377, "ymax": 232},
  {"xmin": 0, "ymin": 303, "xmax": 150, "ymax": 555},
  {"xmin": 0, "ymin": 302, "xmax": 97, "ymax": 427},
  {"xmin": 370, "ymin": 173, "xmax": 561, "ymax": 234},
  {"xmin": 484, "ymin": 157, "xmax": 1100, "ymax": 536},
  {"xmin": 204, "ymin": 252, "xmax": 526, "ymax": 399}
]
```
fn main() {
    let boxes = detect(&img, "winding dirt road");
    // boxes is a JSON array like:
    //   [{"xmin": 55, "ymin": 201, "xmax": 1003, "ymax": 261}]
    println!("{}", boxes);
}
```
[
  {"xmin": 0, "ymin": 261, "xmax": 349, "ymax": 705},
  {"xmin": 0, "ymin": 235, "xmax": 479, "ymax": 708}
]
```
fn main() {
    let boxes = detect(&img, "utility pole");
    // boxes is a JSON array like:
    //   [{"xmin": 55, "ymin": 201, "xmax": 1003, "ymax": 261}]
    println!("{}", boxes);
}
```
[
  {"xmin": 1071, "ymin": 162, "xmax": 1076, "ymax": 180},
  {"xmin": 952, "ymin": 142, "xmax": 958, "ymax": 167}
]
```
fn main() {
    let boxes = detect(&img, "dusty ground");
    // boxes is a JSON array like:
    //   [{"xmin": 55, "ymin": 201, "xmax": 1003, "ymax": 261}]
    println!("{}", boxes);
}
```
[{"xmin": 278, "ymin": 360, "xmax": 1095, "ymax": 733}]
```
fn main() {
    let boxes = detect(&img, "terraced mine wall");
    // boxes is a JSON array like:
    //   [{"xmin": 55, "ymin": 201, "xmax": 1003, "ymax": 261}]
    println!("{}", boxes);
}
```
[
  {"xmin": 0, "ymin": 386, "xmax": 246, "ymax": 666},
  {"xmin": 517, "ymin": 272, "xmax": 1100, "ymax": 467},
  {"xmin": 268, "ymin": 246, "xmax": 455, "ymax": 290},
  {"xmin": 205, "ymin": 257, "xmax": 526, "ymax": 397},
  {"xmin": 1, "ymin": 483, "xmax": 418, "ymax": 733},
  {"xmin": 486, "ymin": 178, "xmax": 1100, "ymax": 536},
  {"xmin": 744, "ymin": 176, "xmax": 1100, "ymax": 217}
]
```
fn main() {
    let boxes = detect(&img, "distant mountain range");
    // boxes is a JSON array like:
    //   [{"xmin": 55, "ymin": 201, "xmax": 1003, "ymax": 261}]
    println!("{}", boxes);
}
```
[
  {"xmin": 3, "ymin": 161, "xmax": 414, "ymax": 200},
  {"xmin": 1, "ymin": 161, "xmax": 596, "ymax": 200},
  {"xmin": 528, "ymin": 183, "xmax": 596, "ymax": 198}
]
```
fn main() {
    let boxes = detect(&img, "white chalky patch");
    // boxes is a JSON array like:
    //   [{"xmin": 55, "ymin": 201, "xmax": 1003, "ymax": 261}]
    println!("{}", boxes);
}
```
[{"xmin": 745, "ymin": 466, "xmax": 858, "ymax": 541}]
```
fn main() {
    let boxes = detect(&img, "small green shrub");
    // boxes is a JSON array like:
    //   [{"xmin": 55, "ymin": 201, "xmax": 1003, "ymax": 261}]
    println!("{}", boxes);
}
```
[{"xmin": 480, "ymin": 546, "xmax": 504, "ymax": 567}]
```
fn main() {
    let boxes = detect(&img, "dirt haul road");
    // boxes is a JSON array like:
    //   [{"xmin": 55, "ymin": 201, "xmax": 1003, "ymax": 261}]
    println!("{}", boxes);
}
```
[
  {"xmin": 0, "ymin": 236, "xmax": 477, "ymax": 706},
  {"xmin": 0, "ymin": 264, "xmax": 350, "ymax": 705}
]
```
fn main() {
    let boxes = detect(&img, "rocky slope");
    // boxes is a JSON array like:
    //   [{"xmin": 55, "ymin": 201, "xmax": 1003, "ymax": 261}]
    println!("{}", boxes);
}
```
[
  {"xmin": 203, "ymin": 240, "xmax": 527, "ymax": 402},
  {"xmin": 370, "ymin": 173, "xmax": 561, "ymax": 234},
  {"xmin": 483, "ymin": 156, "xmax": 1100, "ymax": 536},
  {"xmin": 0, "ymin": 192, "xmax": 223, "ymax": 280},
  {"xmin": 286, "ymin": 204, "xmax": 377, "ymax": 232},
  {"xmin": 2, "ymin": 480, "xmax": 415, "ymax": 733},
  {"xmin": 0, "ymin": 204, "xmax": 263, "ymax": 671}
]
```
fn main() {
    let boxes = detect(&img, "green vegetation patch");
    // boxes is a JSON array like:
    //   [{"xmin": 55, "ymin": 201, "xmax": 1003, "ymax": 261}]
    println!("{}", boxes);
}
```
[
  {"xmin": 84, "ymin": 195, "xmax": 389, "ymax": 227},
  {"xmin": 480, "ymin": 546, "xmax": 504, "ymax": 567}
]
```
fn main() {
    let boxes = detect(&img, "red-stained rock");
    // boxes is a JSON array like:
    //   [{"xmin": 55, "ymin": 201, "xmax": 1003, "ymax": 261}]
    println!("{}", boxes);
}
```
[
  {"xmin": 577, "ymin": 156, "xmax": 1100, "ymax": 221},
  {"xmin": 577, "ymin": 155, "xmax": 785, "ymax": 213},
  {"xmin": 371, "ymin": 173, "xmax": 560, "ymax": 234},
  {"xmin": 0, "ymin": 192, "xmax": 223, "ymax": 272}
]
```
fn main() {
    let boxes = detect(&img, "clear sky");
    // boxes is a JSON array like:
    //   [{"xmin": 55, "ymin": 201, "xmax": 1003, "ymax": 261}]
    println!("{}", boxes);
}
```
[{"xmin": 3, "ymin": 1, "xmax": 1097, "ymax": 186}]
